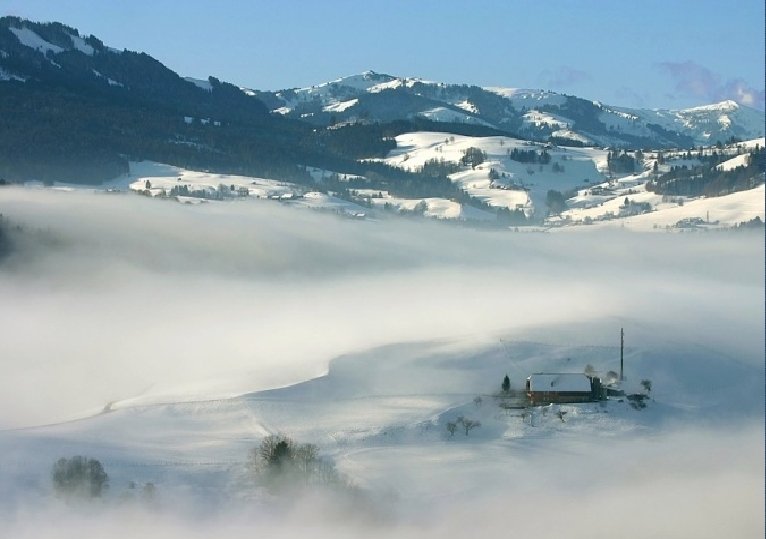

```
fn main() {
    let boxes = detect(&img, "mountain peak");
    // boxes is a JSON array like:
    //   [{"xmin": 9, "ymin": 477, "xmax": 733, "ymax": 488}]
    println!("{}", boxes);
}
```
[{"xmin": 682, "ymin": 100, "xmax": 740, "ymax": 113}]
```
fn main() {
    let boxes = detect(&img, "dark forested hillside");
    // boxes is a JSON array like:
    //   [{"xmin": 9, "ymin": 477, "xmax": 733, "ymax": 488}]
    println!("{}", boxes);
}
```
[
  {"xmin": 0, "ymin": 17, "xmax": 517, "ymax": 187},
  {"xmin": 647, "ymin": 147, "xmax": 765, "ymax": 197}
]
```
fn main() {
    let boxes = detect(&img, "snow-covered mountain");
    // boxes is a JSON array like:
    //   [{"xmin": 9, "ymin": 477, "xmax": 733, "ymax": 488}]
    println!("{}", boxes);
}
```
[
  {"xmin": 1, "ymin": 14, "xmax": 762, "ymax": 153},
  {"xmin": 2, "ymin": 14, "xmax": 763, "ymax": 160},
  {"xmin": 621, "ymin": 100, "xmax": 766, "ymax": 146},
  {"xmin": 259, "ymin": 71, "xmax": 765, "ymax": 148}
]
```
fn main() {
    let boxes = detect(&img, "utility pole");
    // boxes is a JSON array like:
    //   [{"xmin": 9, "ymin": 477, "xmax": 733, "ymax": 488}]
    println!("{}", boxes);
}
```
[{"xmin": 620, "ymin": 328, "xmax": 624, "ymax": 382}]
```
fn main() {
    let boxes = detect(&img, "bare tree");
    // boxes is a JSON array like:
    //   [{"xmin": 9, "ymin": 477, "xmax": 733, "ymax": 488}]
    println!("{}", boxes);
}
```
[
  {"xmin": 446, "ymin": 422, "xmax": 457, "ymax": 437},
  {"xmin": 462, "ymin": 419, "xmax": 481, "ymax": 436},
  {"xmin": 604, "ymin": 370, "xmax": 620, "ymax": 385},
  {"xmin": 293, "ymin": 443, "xmax": 319, "ymax": 476}
]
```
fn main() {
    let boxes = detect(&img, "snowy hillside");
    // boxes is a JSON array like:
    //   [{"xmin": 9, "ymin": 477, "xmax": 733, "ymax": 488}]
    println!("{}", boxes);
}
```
[
  {"xmin": 560, "ymin": 181, "xmax": 764, "ymax": 231},
  {"xmin": 377, "ymin": 131, "xmax": 764, "ymax": 229},
  {"xmin": 380, "ymin": 131, "xmax": 607, "ymax": 217}
]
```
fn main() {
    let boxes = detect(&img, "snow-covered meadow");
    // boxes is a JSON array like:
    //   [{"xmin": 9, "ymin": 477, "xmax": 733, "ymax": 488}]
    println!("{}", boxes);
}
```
[{"xmin": 0, "ymin": 186, "xmax": 763, "ymax": 537}]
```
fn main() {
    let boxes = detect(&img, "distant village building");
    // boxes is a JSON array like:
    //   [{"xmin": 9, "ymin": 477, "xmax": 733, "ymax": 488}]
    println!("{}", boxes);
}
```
[
  {"xmin": 525, "ymin": 373, "xmax": 604, "ymax": 405},
  {"xmin": 675, "ymin": 216, "xmax": 706, "ymax": 228},
  {"xmin": 618, "ymin": 200, "xmax": 652, "ymax": 217}
]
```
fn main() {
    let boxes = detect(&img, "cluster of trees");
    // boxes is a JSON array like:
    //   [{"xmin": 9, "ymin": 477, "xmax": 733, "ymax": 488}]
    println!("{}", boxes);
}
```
[
  {"xmin": 165, "ymin": 183, "xmax": 248, "ymax": 199},
  {"xmin": 322, "ymin": 161, "xmax": 460, "ymax": 200},
  {"xmin": 648, "ymin": 146, "xmax": 765, "ymax": 197},
  {"xmin": 51, "ymin": 455, "xmax": 158, "ymax": 504},
  {"xmin": 49, "ymin": 435, "xmax": 358, "ymax": 506},
  {"xmin": 607, "ymin": 150, "xmax": 637, "ymax": 174},
  {"xmin": 52, "ymin": 456, "xmax": 108, "ymax": 499},
  {"xmin": 460, "ymin": 147, "xmax": 487, "ymax": 169},
  {"xmin": 549, "ymin": 135, "xmax": 585, "ymax": 147},
  {"xmin": 507, "ymin": 148, "xmax": 551, "ymax": 165},
  {"xmin": 496, "ymin": 207, "xmax": 529, "ymax": 225},
  {"xmin": 418, "ymin": 158, "xmax": 461, "ymax": 178},
  {"xmin": 545, "ymin": 189, "xmax": 568, "ymax": 215},
  {"xmin": 248, "ymin": 434, "xmax": 351, "ymax": 494},
  {"xmin": 734, "ymin": 216, "xmax": 764, "ymax": 229}
]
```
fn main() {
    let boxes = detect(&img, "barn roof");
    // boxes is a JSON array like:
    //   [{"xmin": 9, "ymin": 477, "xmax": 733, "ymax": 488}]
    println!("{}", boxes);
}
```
[{"xmin": 528, "ymin": 373, "xmax": 592, "ymax": 392}]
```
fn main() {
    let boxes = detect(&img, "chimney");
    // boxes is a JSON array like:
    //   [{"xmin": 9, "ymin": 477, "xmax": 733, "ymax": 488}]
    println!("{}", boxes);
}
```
[{"xmin": 620, "ymin": 327, "xmax": 624, "ymax": 382}]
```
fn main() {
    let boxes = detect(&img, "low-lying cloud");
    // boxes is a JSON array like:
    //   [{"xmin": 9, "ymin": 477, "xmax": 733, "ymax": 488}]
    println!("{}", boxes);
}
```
[
  {"xmin": 0, "ymin": 186, "xmax": 764, "ymax": 537},
  {"xmin": 0, "ymin": 187, "xmax": 763, "ymax": 427},
  {"xmin": 657, "ymin": 60, "xmax": 765, "ymax": 109}
]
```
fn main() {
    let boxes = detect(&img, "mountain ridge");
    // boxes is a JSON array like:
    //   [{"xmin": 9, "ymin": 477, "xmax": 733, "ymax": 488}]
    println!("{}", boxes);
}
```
[
  {"xmin": 258, "ymin": 70, "xmax": 764, "ymax": 148},
  {"xmin": 0, "ymin": 17, "xmax": 763, "ymax": 188}
]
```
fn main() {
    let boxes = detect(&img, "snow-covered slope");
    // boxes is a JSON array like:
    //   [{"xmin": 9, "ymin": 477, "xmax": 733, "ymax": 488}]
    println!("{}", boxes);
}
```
[
  {"xmin": 561, "ymin": 182, "xmax": 764, "ymax": 231},
  {"xmin": 717, "ymin": 153, "xmax": 750, "ymax": 171},
  {"xmin": 381, "ymin": 131, "xmax": 608, "ymax": 216}
]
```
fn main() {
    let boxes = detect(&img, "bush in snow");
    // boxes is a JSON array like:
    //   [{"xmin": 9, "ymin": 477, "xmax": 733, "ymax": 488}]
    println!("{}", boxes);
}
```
[
  {"xmin": 248, "ymin": 434, "xmax": 350, "ymax": 494},
  {"xmin": 52, "ymin": 456, "xmax": 108, "ymax": 499}
]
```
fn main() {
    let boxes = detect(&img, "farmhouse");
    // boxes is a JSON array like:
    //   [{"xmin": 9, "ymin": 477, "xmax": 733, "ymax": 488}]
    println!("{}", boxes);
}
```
[{"xmin": 525, "ymin": 373, "xmax": 603, "ymax": 405}]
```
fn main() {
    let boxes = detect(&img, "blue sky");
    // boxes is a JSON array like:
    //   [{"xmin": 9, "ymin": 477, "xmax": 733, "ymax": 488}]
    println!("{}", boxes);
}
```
[{"xmin": 3, "ymin": 0, "xmax": 765, "ymax": 110}]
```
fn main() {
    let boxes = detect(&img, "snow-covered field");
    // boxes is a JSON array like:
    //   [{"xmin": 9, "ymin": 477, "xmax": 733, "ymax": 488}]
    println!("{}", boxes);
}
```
[
  {"xmin": 0, "ymin": 186, "xmax": 763, "ymax": 537},
  {"xmin": 561, "ymin": 184, "xmax": 765, "ymax": 231},
  {"xmin": 123, "ymin": 161, "xmax": 302, "ymax": 200}
]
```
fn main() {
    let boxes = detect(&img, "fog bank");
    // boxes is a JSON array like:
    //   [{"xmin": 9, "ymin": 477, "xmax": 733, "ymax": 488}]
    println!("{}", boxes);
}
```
[{"xmin": 1, "ymin": 188, "xmax": 763, "ymax": 427}]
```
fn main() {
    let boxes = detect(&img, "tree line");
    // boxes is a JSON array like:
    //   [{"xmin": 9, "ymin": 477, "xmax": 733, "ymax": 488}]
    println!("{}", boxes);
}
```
[{"xmin": 648, "ymin": 146, "xmax": 765, "ymax": 197}]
